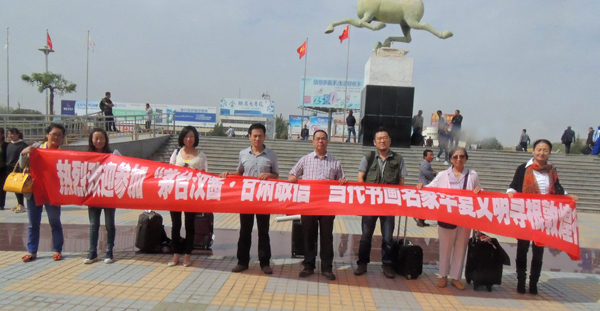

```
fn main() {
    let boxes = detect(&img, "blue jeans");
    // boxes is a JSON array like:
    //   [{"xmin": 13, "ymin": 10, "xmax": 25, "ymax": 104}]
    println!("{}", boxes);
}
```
[
  {"xmin": 438, "ymin": 143, "xmax": 449, "ymax": 161},
  {"xmin": 88, "ymin": 207, "xmax": 116, "ymax": 254},
  {"xmin": 26, "ymin": 196, "xmax": 63, "ymax": 254},
  {"xmin": 347, "ymin": 126, "xmax": 356, "ymax": 143},
  {"xmin": 357, "ymin": 216, "xmax": 395, "ymax": 266}
]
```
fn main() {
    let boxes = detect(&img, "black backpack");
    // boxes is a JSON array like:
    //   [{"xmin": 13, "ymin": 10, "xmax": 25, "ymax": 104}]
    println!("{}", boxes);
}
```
[{"xmin": 99, "ymin": 99, "xmax": 106, "ymax": 112}]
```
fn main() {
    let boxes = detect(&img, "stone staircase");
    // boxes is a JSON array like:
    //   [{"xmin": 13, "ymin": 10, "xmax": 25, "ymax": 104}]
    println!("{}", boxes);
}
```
[{"xmin": 151, "ymin": 136, "xmax": 600, "ymax": 212}]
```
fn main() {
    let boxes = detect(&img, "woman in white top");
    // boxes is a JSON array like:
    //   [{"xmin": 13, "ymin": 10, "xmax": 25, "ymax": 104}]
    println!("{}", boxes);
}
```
[
  {"xmin": 167, "ymin": 126, "xmax": 208, "ymax": 267},
  {"xmin": 417, "ymin": 147, "xmax": 481, "ymax": 290},
  {"xmin": 507, "ymin": 139, "xmax": 577, "ymax": 295}
]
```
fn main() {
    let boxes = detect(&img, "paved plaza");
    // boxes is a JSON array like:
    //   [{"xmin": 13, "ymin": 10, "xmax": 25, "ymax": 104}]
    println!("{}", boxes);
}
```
[{"xmin": 1, "ymin": 194, "xmax": 600, "ymax": 311}]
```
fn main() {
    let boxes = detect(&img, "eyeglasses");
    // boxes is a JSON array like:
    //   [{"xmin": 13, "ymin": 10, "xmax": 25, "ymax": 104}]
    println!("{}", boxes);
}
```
[
  {"xmin": 375, "ymin": 136, "xmax": 390, "ymax": 142},
  {"xmin": 49, "ymin": 132, "xmax": 64, "ymax": 138},
  {"xmin": 451, "ymin": 154, "xmax": 466, "ymax": 160},
  {"xmin": 313, "ymin": 137, "xmax": 328, "ymax": 141}
]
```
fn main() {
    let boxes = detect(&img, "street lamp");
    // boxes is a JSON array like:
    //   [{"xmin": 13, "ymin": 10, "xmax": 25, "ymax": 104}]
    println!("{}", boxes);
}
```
[{"xmin": 38, "ymin": 45, "xmax": 54, "ymax": 117}]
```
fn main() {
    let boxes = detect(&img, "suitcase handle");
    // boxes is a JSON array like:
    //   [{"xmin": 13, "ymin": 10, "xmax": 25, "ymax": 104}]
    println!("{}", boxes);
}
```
[{"xmin": 395, "ymin": 216, "xmax": 409, "ymax": 246}]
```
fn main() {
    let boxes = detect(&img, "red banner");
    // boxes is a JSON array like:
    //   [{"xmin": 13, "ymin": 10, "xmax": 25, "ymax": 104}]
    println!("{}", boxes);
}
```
[{"xmin": 29, "ymin": 149, "xmax": 580, "ymax": 260}]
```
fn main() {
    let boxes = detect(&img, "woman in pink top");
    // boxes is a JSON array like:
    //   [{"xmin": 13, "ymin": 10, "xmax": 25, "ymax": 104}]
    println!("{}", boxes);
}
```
[{"xmin": 417, "ymin": 147, "xmax": 481, "ymax": 290}]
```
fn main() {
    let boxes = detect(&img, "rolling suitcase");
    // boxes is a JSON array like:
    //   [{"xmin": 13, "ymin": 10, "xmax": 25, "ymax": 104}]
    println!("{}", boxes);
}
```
[
  {"xmin": 291, "ymin": 219, "xmax": 304, "ymax": 258},
  {"xmin": 135, "ymin": 210, "xmax": 164, "ymax": 253},
  {"xmin": 392, "ymin": 217, "xmax": 423, "ymax": 279},
  {"xmin": 291, "ymin": 218, "xmax": 318, "ymax": 258},
  {"xmin": 465, "ymin": 231, "xmax": 510, "ymax": 291},
  {"xmin": 193, "ymin": 212, "xmax": 214, "ymax": 250}
]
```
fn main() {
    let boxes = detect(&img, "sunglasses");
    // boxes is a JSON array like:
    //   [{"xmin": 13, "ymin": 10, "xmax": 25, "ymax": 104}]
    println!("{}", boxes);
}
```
[{"xmin": 451, "ymin": 154, "xmax": 466, "ymax": 160}]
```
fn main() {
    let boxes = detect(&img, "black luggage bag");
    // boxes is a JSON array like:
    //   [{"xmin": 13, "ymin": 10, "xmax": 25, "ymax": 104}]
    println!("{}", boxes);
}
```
[
  {"xmin": 391, "ymin": 217, "xmax": 423, "ymax": 279},
  {"xmin": 582, "ymin": 146, "xmax": 592, "ymax": 155},
  {"xmin": 193, "ymin": 213, "xmax": 214, "ymax": 250},
  {"xmin": 135, "ymin": 211, "xmax": 165, "ymax": 253},
  {"xmin": 291, "ymin": 218, "xmax": 318, "ymax": 258},
  {"xmin": 465, "ymin": 231, "xmax": 510, "ymax": 291}
]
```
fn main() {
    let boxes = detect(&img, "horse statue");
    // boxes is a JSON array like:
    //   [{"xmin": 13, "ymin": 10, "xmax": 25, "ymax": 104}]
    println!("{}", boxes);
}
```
[{"xmin": 325, "ymin": 0, "xmax": 453, "ymax": 50}]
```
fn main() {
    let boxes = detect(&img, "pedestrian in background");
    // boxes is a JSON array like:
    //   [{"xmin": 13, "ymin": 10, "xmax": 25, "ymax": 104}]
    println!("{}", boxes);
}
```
[
  {"xmin": 561, "ymin": 126, "xmax": 575, "ymax": 154},
  {"xmin": 346, "ymin": 110, "xmax": 357, "ymax": 143}
]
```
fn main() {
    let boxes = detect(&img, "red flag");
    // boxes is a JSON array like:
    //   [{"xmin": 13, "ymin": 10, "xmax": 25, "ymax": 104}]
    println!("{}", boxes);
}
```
[
  {"xmin": 297, "ymin": 41, "xmax": 306, "ymax": 59},
  {"xmin": 339, "ymin": 26, "xmax": 349, "ymax": 43},
  {"xmin": 47, "ymin": 32, "xmax": 53, "ymax": 50}
]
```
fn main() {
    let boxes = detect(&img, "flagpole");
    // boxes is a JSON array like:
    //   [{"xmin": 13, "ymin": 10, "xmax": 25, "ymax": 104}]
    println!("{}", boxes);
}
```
[
  {"xmin": 45, "ymin": 29, "xmax": 49, "ymax": 117},
  {"xmin": 86, "ymin": 30, "xmax": 90, "ymax": 115},
  {"xmin": 342, "ymin": 27, "xmax": 350, "ymax": 142},
  {"xmin": 6, "ymin": 27, "xmax": 9, "ymax": 111},
  {"xmin": 301, "ymin": 38, "xmax": 308, "ymax": 132}
]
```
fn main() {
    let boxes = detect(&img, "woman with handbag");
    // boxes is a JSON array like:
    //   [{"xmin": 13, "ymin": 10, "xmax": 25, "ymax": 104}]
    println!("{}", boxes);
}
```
[
  {"xmin": 167, "ymin": 126, "xmax": 208, "ymax": 267},
  {"xmin": 507, "ymin": 139, "xmax": 578, "ymax": 295},
  {"xmin": 19, "ymin": 123, "xmax": 66, "ymax": 262},
  {"xmin": 84, "ymin": 128, "xmax": 119, "ymax": 264},
  {"xmin": 6, "ymin": 128, "xmax": 28, "ymax": 212},
  {"xmin": 417, "ymin": 147, "xmax": 482, "ymax": 290},
  {"xmin": 0, "ymin": 128, "xmax": 9, "ymax": 210}
]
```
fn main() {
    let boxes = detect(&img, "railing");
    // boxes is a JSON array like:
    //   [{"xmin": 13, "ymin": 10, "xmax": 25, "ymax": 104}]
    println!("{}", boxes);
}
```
[{"xmin": 0, "ymin": 113, "xmax": 176, "ymax": 144}]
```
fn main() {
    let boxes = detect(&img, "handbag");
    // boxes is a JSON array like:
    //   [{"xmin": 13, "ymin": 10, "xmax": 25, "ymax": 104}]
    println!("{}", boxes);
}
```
[
  {"xmin": 438, "ymin": 170, "xmax": 469, "ymax": 230},
  {"xmin": 4, "ymin": 164, "xmax": 33, "ymax": 194}
]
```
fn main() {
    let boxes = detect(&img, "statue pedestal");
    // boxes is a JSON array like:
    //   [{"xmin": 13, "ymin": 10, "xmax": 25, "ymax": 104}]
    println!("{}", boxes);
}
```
[
  {"xmin": 361, "ymin": 48, "xmax": 415, "ymax": 148},
  {"xmin": 364, "ymin": 48, "xmax": 414, "ymax": 87}
]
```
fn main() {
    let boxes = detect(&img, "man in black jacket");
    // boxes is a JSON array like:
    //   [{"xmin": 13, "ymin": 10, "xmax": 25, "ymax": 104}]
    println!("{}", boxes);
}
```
[{"xmin": 561, "ymin": 126, "xmax": 575, "ymax": 154}]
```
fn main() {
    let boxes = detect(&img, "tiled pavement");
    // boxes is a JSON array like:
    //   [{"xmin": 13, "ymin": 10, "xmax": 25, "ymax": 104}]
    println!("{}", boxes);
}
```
[{"xmin": 1, "ymin": 194, "xmax": 600, "ymax": 310}]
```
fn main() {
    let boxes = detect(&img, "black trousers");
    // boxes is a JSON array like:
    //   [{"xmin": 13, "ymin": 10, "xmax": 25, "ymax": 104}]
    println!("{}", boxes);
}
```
[
  {"xmin": 170, "ymin": 211, "xmax": 196, "ymax": 255},
  {"xmin": 516, "ymin": 239, "xmax": 544, "ymax": 281},
  {"xmin": 0, "ymin": 169, "xmax": 7, "ymax": 208},
  {"xmin": 301, "ymin": 215, "xmax": 335, "ymax": 272},
  {"xmin": 564, "ymin": 142, "xmax": 572, "ymax": 154},
  {"xmin": 237, "ymin": 214, "xmax": 271, "ymax": 268},
  {"xmin": 104, "ymin": 112, "xmax": 117, "ymax": 132}
]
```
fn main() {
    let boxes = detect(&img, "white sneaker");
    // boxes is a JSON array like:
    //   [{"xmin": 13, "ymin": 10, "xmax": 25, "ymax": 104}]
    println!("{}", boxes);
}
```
[
  {"xmin": 443, "ymin": 161, "xmax": 449, "ymax": 165},
  {"xmin": 436, "ymin": 156, "xmax": 440, "ymax": 162},
  {"xmin": 104, "ymin": 258, "xmax": 114, "ymax": 264}
]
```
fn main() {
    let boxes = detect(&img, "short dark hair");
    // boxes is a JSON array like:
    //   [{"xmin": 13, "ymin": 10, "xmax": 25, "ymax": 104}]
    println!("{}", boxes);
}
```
[
  {"xmin": 178, "ymin": 126, "xmax": 199, "ymax": 147},
  {"xmin": 373, "ymin": 127, "xmax": 390, "ymax": 140},
  {"xmin": 105, "ymin": 92, "xmax": 111, "ymax": 96},
  {"xmin": 88, "ymin": 128, "xmax": 112, "ymax": 153},
  {"xmin": 449, "ymin": 147, "xmax": 469, "ymax": 160},
  {"xmin": 46, "ymin": 123, "xmax": 66, "ymax": 136},
  {"xmin": 437, "ymin": 110, "xmax": 442, "ymax": 114},
  {"xmin": 8, "ymin": 128, "xmax": 20, "ymax": 135},
  {"xmin": 522, "ymin": 129, "xmax": 527, "ymax": 132},
  {"xmin": 313, "ymin": 130, "xmax": 328, "ymax": 139},
  {"xmin": 248, "ymin": 123, "xmax": 266, "ymax": 135},
  {"xmin": 423, "ymin": 149, "xmax": 433, "ymax": 158},
  {"xmin": 456, "ymin": 109, "xmax": 460, "ymax": 113},
  {"xmin": 533, "ymin": 139, "xmax": 552, "ymax": 151}
]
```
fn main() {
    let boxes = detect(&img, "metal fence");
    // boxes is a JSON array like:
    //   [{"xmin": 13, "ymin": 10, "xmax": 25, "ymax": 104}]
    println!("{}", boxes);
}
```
[{"xmin": 0, "ymin": 113, "xmax": 176, "ymax": 144}]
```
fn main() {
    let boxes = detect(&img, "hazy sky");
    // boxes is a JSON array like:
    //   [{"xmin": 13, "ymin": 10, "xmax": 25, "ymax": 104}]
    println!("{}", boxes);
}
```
[{"xmin": 1, "ymin": 1, "xmax": 599, "ymax": 145}]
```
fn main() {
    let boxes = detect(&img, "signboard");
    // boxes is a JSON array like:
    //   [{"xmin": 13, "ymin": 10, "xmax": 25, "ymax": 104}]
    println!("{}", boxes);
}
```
[
  {"xmin": 299, "ymin": 77, "xmax": 364, "ymax": 110},
  {"xmin": 289, "ymin": 115, "xmax": 330, "ymax": 136},
  {"xmin": 430, "ymin": 113, "xmax": 455, "ymax": 129},
  {"xmin": 61, "ymin": 100, "xmax": 75, "ymax": 116},
  {"xmin": 63, "ymin": 100, "xmax": 217, "ymax": 128},
  {"xmin": 220, "ymin": 98, "xmax": 275, "ymax": 118}
]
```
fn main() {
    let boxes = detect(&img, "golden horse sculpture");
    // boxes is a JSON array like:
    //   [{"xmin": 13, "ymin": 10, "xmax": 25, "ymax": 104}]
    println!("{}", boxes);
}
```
[{"xmin": 325, "ymin": 0, "xmax": 453, "ymax": 50}]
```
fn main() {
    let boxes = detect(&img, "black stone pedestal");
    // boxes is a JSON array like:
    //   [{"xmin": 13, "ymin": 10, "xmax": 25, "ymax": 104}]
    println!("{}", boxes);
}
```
[{"xmin": 360, "ymin": 85, "xmax": 414, "ymax": 148}]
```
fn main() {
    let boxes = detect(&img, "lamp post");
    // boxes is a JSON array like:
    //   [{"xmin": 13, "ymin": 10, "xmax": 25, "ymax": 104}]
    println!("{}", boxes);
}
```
[{"xmin": 38, "ymin": 45, "xmax": 54, "ymax": 117}]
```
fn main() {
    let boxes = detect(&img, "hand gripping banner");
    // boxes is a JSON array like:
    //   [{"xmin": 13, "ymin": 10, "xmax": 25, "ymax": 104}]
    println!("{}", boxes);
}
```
[{"xmin": 29, "ymin": 149, "xmax": 580, "ymax": 260}]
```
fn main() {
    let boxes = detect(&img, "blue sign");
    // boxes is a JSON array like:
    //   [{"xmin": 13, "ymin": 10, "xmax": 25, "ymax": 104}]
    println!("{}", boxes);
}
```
[
  {"xmin": 174, "ymin": 112, "xmax": 217, "ymax": 124},
  {"xmin": 61, "ymin": 100, "xmax": 76, "ymax": 115}
]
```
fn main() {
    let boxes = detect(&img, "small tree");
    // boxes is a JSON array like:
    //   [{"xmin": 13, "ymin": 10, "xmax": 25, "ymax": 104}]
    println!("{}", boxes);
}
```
[
  {"xmin": 275, "ymin": 114, "xmax": 288, "ymax": 139},
  {"xmin": 21, "ymin": 72, "xmax": 77, "ymax": 116},
  {"xmin": 207, "ymin": 122, "xmax": 226, "ymax": 136},
  {"xmin": 479, "ymin": 137, "xmax": 504, "ymax": 150}
]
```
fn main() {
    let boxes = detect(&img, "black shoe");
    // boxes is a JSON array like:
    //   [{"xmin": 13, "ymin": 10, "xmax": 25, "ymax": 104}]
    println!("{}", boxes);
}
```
[
  {"xmin": 232, "ymin": 264, "xmax": 248, "ymax": 273},
  {"xmin": 422, "ymin": 221, "xmax": 430, "ymax": 227},
  {"xmin": 382, "ymin": 266, "xmax": 395, "ymax": 279},
  {"xmin": 414, "ymin": 218, "xmax": 424, "ymax": 227},
  {"xmin": 354, "ymin": 264, "xmax": 367, "ymax": 276},
  {"xmin": 83, "ymin": 252, "xmax": 98, "ymax": 264},
  {"xmin": 104, "ymin": 250, "xmax": 114, "ymax": 264},
  {"xmin": 321, "ymin": 271, "xmax": 336, "ymax": 281},
  {"xmin": 299, "ymin": 268, "xmax": 314, "ymax": 278},
  {"xmin": 262, "ymin": 265, "xmax": 273, "ymax": 275}
]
